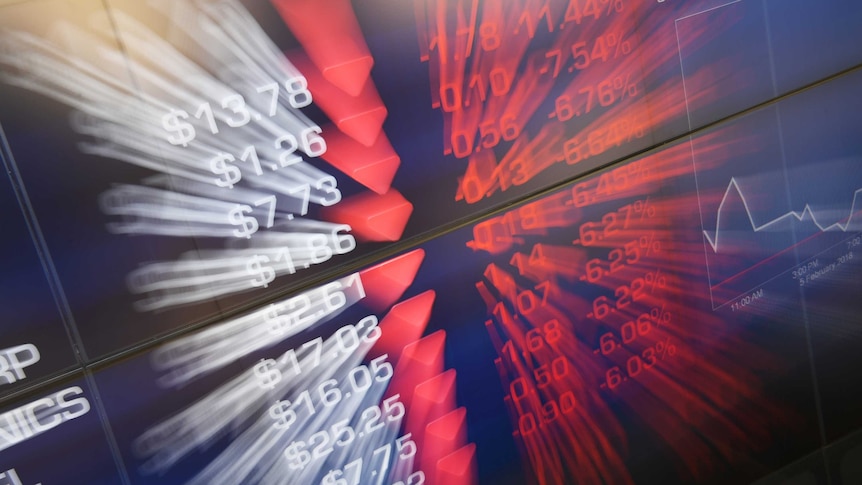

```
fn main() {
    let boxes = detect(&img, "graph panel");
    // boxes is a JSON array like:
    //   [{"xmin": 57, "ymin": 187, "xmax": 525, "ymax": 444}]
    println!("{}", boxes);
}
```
[{"xmin": 693, "ymin": 69, "xmax": 862, "ymax": 308}]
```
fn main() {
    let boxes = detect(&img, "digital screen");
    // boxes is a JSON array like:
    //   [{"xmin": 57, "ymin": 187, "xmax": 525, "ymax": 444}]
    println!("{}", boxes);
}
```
[{"xmin": 0, "ymin": 0, "xmax": 861, "ymax": 484}]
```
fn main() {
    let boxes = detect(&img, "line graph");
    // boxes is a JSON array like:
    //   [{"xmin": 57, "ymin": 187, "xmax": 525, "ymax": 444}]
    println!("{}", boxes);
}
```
[
  {"xmin": 704, "ymin": 178, "xmax": 862, "ymax": 253},
  {"xmin": 697, "ymin": 167, "xmax": 862, "ymax": 308},
  {"xmin": 690, "ymin": 92, "xmax": 862, "ymax": 308}
]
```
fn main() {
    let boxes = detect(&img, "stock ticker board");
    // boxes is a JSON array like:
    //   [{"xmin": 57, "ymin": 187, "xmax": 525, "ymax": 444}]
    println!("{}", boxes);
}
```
[{"xmin": 0, "ymin": 0, "xmax": 861, "ymax": 484}]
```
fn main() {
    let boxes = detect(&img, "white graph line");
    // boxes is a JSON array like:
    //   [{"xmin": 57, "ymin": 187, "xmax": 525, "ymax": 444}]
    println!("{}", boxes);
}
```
[{"xmin": 704, "ymin": 178, "xmax": 862, "ymax": 252}]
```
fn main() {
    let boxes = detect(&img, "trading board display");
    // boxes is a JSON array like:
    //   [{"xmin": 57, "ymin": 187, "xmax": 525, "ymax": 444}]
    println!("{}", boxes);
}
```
[{"xmin": 0, "ymin": 1, "xmax": 861, "ymax": 484}]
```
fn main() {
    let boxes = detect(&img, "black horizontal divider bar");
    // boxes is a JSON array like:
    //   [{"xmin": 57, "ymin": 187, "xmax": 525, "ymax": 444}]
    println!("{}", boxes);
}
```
[{"xmin": 2, "ymin": 60, "xmax": 861, "ymax": 407}]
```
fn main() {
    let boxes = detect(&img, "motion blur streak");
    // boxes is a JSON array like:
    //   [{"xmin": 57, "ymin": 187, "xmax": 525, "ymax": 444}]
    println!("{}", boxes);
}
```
[
  {"xmin": 100, "ymin": 184, "xmax": 276, "ymax": 238},
  {"xmin": 0, "ymin": 0, "xmax": 358, "ymax": 310},
  {"xmin": 134, "ymin": 313, "xmax": 390, "ymax": 484},
  {"xmin": 126, "ymin": 218, "xmax": 356, "ymax": 311},
  {"xmin": 412, "ymin": 0, "xmax": 748, "ymax": 203},
  {"xmin": 130, "ymin": 245, "xmax": 476, "ymax": 484},
  {"xmin": 472, "ymin": 139, "xmax": 795, "ymax": 483},
  {"xmin": 151, "ymin": 272, "xmax": 366, "ymax": 387},
  {"xmin": 0, "ymin": 4, "xmax": 321, "ymax": 181}
]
